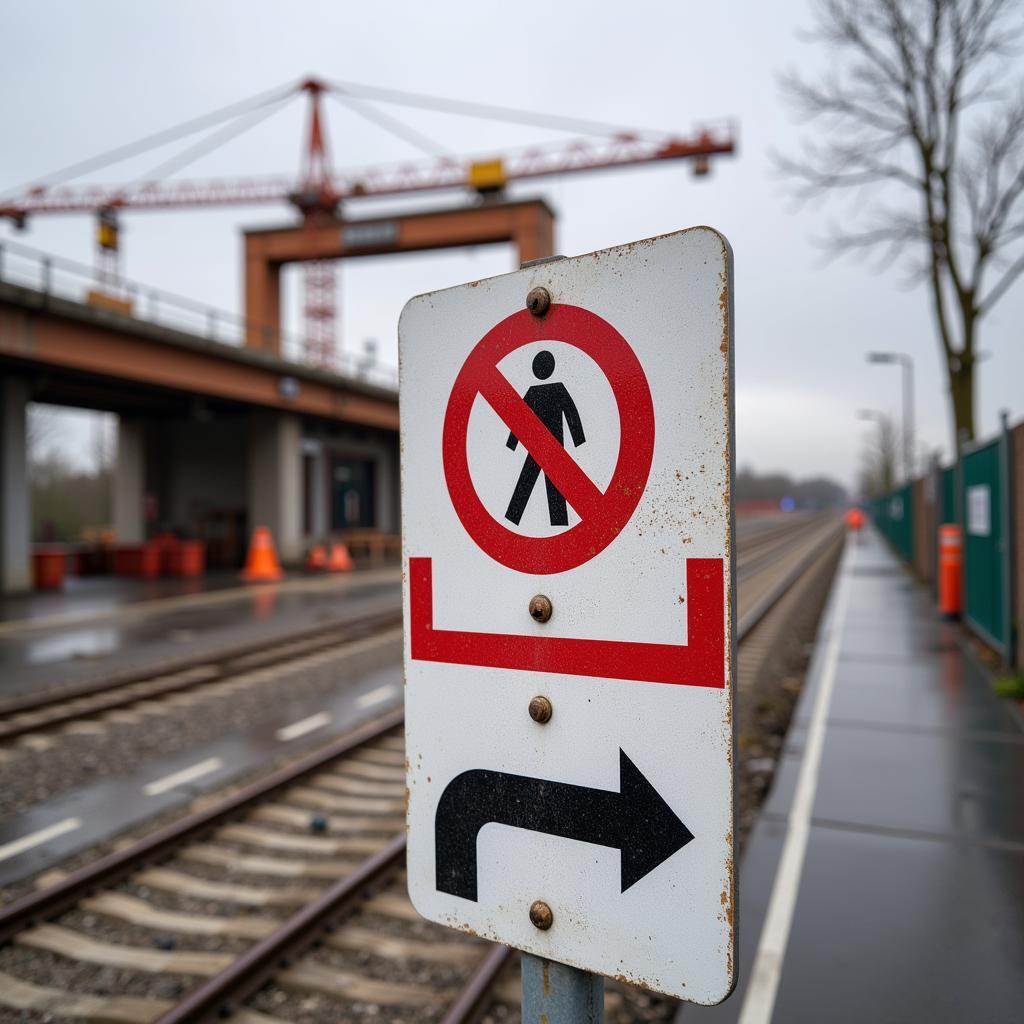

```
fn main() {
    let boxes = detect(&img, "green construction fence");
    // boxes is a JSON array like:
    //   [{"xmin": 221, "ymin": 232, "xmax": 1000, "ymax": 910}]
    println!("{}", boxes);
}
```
[
  {"xmin": 869, "ymin": 420, "xmax": 1015, "ymax": 663},
  {"xmin": 869, "ymin": 482, "xmax": 915, "ymax": 563}
]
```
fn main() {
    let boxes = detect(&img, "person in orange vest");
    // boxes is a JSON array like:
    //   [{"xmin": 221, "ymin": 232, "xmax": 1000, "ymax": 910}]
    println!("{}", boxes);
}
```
[{"xmin": 845, "ymin": 506, "xmax": 865, "ymax": 540}]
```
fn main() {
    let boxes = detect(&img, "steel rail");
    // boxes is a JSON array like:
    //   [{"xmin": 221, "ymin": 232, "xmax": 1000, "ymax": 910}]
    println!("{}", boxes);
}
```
[
  {"xmin": 734, "ymin": 514, "xmax": 821, "ymax": 561},
  {"xmin": 441, "ymin": 945, "xmax": 516, "ymax": 1024},
  {"xmin": 0, "ymin": 606, "xmax": 402, "ymax": 742},
  {"xmin": 737, "ymin": 521, "xmax": 845, "ymax": 642},
  {"xmin": 0, "ymin": 704, "xmax": 404, "ymax": 944},
  {"xmin": 155, "ymin": 834, "xmax": 408, "ymax": 1024},
  {"xmin": 159, "ymin": 520, "xmax": 843, "ymax": 1024},
  {"xmin": 0, "ymin": 521, "xmax": 845, "ymax": 1023},
  {"xmin": 735, "ymin": 515, "xmax": 836, "ymax": 579}
]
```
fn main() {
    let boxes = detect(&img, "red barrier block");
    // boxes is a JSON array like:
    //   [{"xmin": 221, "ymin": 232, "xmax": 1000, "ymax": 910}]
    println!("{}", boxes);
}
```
[
  {"xmin": 113, "ymin": 543, "xmax": 161, "ymax": 578},
  {"xmin": 33, "ymin": 546, "xmax": 66, "ymax": 591}
]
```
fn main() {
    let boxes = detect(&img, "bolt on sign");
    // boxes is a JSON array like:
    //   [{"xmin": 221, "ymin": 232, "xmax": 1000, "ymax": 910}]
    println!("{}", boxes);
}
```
[{"xmin": 399, "ymin": 227, "xmax": 735, "ymax": 1004}]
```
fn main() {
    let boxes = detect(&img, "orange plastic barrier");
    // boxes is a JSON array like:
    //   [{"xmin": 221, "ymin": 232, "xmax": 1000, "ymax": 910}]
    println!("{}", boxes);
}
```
[
  {"xmin": 151, "ymin": 532, "xmax": 178, "ymax": 576},
  {"xmin": 326, "ymin": 541, "xmax": 354, "ymax": 573},
  {"xmin": 305, "ymin": 544, "xmax": 328, "ymax": 570},
  {"xmin": 845, "ymin": 507, "xmax": 865, "ymax": 531},
  {"xmin": 113, "ymin": 543, "xmax": 161, "ymax": 578},
  {"xmin": 938, "ymin": 524, "xmax": 962, "ymax": 618},
  {"xmin": 167, "ymin": 540, "xmax": 205, "ymax": 577},
  {"xmin": 240, "ymin": 526, "xmax": 284, "ymax": 581},
  {"xmin": 32, "ymin": 546, "xmax": 66, "ymax": 590}
]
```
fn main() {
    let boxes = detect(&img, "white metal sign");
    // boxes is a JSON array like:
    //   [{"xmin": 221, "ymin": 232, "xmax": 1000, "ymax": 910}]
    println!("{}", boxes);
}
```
[
  {"xmin": 399, "ymin": 227, "xmax": 735, "ymax": 1004},
  {"xmin": 967, "ymin": 484, "xmax": 991, "ymax": 537}
]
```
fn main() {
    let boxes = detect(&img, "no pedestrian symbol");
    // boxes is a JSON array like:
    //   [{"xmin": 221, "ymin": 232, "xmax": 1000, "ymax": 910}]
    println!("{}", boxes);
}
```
[
  {"xmin": 442, "ymin": 304, "xmax": 655, "ymax": 575},
  {"xmin": 412, "ymin": 300, "xmax": 725, "ymax": 688}
]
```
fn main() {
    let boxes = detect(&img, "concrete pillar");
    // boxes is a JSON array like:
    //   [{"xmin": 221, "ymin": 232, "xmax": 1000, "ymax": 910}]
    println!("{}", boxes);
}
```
[
  {"xmin": 114, "ymin": 418, "xmax": 146, "ymax": 543},
  {"xmin": 0, "ymin": 378, "xmax": 31, "ymax": 594},
  {"xmin": 306, "ymin": 440, "xmax": 328, "ymax": 540},
  {"xmin": 249, "ymin": 411, "xmax": 302, "ymax": 564},
  {"xmin": 376, "ymin": 440, "xmax": 399, "ymax": 534}
]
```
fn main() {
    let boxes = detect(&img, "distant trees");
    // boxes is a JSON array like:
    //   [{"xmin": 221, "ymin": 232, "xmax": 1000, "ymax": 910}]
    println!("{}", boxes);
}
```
[
  {"xmin": 779, "ymin": 0, "xmax": 1024, "ymax": 449},
  {"xmin": 735, "ymin": 467, "xmax": 848, "ymax": 508},
  {"xmin": 858, "ymin": 413, "xmax": 901, "ymax": 497},
  {"xmin": 28, "ymin": 405, "xmax": 113, "ymax": 542}
]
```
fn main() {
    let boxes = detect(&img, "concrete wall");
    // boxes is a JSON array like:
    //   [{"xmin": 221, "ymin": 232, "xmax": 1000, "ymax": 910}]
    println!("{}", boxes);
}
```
[
  {"xmin": 0, "ymin": 377, "xmax": 30, "ymax": 593},
  {"xmin": 112, "ymin": 411, "xmax": 397, "ymax": 569},
  {"xmin": 309, "ymin": 425, "xmax": 400, "ymax": 536},
  {"xmin": 149, "ymin": 417, "xmax": 248, "ymax": 531}
]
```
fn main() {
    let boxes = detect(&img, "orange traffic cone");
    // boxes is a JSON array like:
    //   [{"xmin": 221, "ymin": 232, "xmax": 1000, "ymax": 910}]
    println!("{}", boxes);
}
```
[
  {"xmin": 305, "ymin": 544, "xmax": 328, "ymax": 571},
  {"xmin": 240, "ymin": 526, "xmax": 284, "ymax": 581},
  {"xmin": 326, "ymin": 541, "xmax": 353, "ymax": 572}
]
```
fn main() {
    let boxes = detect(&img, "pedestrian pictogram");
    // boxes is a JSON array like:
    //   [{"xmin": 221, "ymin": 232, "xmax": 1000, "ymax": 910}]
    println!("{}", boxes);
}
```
[
  {"xmin": 504, "ymin": 350, "xmax": 586, "ymax": 527},
  {"xmin": 442, "ymin": 302, "xmax": 655, "ymax": 576},
  {"xmin": 400, "ymin": 227, "xmax": 736, "ymax": 1005}
]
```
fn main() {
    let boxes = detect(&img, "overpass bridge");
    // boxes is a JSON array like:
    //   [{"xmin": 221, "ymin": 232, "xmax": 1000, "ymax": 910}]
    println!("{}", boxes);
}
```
[{"xmin": 0, "ymin": 241, "xmax": 399, "ymax": 593}]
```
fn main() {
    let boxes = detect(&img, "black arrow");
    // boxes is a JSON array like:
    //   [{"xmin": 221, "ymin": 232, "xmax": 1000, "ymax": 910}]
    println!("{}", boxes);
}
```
[{"xmin": 435, "ymin": 750, "xmax": 694, "ymax": 901}]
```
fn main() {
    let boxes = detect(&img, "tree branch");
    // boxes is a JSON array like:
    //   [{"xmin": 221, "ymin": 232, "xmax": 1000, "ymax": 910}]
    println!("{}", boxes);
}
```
[{"xmin": 978, "ymin": 249, "xmax": 1024, "ymax": 312}]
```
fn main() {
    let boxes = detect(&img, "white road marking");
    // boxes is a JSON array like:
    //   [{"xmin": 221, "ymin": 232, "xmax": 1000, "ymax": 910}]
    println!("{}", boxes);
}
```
[
  {"xmin": 356, "ymin": 683, "xmax": 399, "ymax": 709},
  {"xmin": 143, "ymin": 757, "xmax": 224, "ymax": 797},
  {"xmin": 276, "ymin": 711, "xmax": 332, "ymax": 742},
  {"xmin": 737, "ymin": 548, "xmax": 853, "ymax": 1024},
  {"xmin": 0, "ymin": 817, "xmax": 81, "ymax": 863}
]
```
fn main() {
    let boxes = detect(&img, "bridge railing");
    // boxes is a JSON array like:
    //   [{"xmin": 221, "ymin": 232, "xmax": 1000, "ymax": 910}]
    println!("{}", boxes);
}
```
[{"xmin": 0, "ymin": 238, "xmax": 398, "ymax": 391}]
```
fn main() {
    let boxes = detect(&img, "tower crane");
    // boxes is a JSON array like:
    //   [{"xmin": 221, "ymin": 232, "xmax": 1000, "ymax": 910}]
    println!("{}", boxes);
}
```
[{"xmin": 0, "ymin": 78, "xmax": 736, "ymax": 367}]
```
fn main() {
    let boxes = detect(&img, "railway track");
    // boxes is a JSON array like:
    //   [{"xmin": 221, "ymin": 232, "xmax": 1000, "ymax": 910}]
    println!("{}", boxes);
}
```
[
  {"xmin": 0, "ymin": 514, "xmax": 825, "ymax": 750},
  {"xmin": 0, "ymin": 514, "xmax": 844, "ymax": 1024},
  {"xmin": 0, "ymin": 607, "xmax": 403, "ymax": 745}
]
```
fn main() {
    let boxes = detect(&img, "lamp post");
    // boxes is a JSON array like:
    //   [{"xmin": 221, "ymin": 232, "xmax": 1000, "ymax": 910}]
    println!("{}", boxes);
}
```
[{"xmin": 867, "ymin": 352, "xmax": 914, "ymax": 482}]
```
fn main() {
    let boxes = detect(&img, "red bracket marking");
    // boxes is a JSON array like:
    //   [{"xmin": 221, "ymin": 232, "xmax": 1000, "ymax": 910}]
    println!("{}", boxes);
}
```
[{"xmin": 409, "ymin": 556, "xmax": 725, "ymax": 687}]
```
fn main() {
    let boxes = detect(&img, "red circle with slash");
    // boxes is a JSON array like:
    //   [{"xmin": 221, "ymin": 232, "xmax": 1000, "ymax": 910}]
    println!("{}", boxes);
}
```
[{"xmin": 442, "ymin": 304, "xmax": 655, "ymax": 575}]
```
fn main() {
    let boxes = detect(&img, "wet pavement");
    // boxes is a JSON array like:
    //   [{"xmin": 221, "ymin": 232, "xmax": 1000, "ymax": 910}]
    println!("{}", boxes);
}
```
[
  {"xmin": 0, "ymin": 569, "xmax": 247, "ymax": 625},
  {"xmin": 685, "ymin": 527, "xmax": 1024, "ymax": 1022},
  {"xmin": 0, "ymin": 567, "xmax": 401, "ymax": 700},
  {"xmin": 1, "ymin": 517, "xmax": 792, "ymax": 701}
]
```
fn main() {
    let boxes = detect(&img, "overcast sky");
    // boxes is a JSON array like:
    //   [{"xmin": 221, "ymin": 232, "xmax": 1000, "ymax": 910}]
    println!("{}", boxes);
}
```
[{"xmin": 3, "ymin": 1, "xmax": 1022, "ymax": 489}]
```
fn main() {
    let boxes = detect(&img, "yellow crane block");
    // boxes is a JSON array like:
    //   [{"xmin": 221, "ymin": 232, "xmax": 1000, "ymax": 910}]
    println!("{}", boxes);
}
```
[{"xmin": 467, "ymin": 159, "xmax": 506, "ymax": 192}]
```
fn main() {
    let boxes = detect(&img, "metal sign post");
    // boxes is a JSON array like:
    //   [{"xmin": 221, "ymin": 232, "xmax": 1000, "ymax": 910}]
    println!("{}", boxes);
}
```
[
  {"xmin": 522, "ymin": 953, "xmax": 604, "ymax": 1023},
  {"xmin": 400, "ymin": 227, "xmax": 736, "ymax": 1007}
]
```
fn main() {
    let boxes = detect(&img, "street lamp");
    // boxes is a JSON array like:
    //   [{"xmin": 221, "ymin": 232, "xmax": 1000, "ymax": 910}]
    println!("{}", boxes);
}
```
[{"xmin": 867, "ymin": 352, "xmax": 914, "ymax": 481}]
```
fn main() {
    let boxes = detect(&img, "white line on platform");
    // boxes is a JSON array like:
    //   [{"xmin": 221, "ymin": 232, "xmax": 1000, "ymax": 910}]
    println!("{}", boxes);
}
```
[
  {"xmin": 356, "ymin": 683, "xmax": 399, "ymax": 709},
  {"xmin": 738, "ymin": 547, "xmax": 853, "ymax": 1024},
  {"xmin": 143, "ymin": 757, "xmax": 224, "ymax": 797},
  {"xmin": 0, "ymin": 817, "xmax": 81, "ymax": 863},
  {"xmin": 276, "ymin": 711, "xmax": 333, "ymax": 742}
]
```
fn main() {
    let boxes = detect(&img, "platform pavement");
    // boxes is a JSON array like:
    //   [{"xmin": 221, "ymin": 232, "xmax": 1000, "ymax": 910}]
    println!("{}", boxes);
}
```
[
  {"xmin": 0, "ymin": 565, "xmax": 401, "ymax": 700},
  {"xmin": 683, "ymin": 526, "xmax": 1024, "ymax": 1023}
]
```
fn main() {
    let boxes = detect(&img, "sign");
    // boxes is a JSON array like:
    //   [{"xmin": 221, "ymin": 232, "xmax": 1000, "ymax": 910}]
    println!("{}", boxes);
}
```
[
  {"xmin": 342, "ymin": 220, "xmax": 399, "ymax": 249},
  {"xmin": 399, "ymin": 228, "xmax": 735, "ymax": 1004},
  {"xmin": 967, "ymin": 484, "xmax": 991, "ymax": 536}
]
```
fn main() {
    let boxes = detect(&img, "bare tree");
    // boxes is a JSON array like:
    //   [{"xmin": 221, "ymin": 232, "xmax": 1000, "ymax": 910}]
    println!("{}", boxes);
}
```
[
  {"xmin": 26, "ymin": 404, "xmax": 64, "ymax": 467},
  {"xmin": 779, "ymin": 0, "xmax": 1024, "ymax": 448},
  {"xmin": 858, "ymin": 414, "xmax": 901, "ymax": 496}
]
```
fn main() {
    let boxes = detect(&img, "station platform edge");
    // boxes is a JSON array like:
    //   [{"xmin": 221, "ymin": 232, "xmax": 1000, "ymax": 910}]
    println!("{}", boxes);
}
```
[{"xmin": 684, "ymin": 526, "xmax": 1024, "ymax": 1023}]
